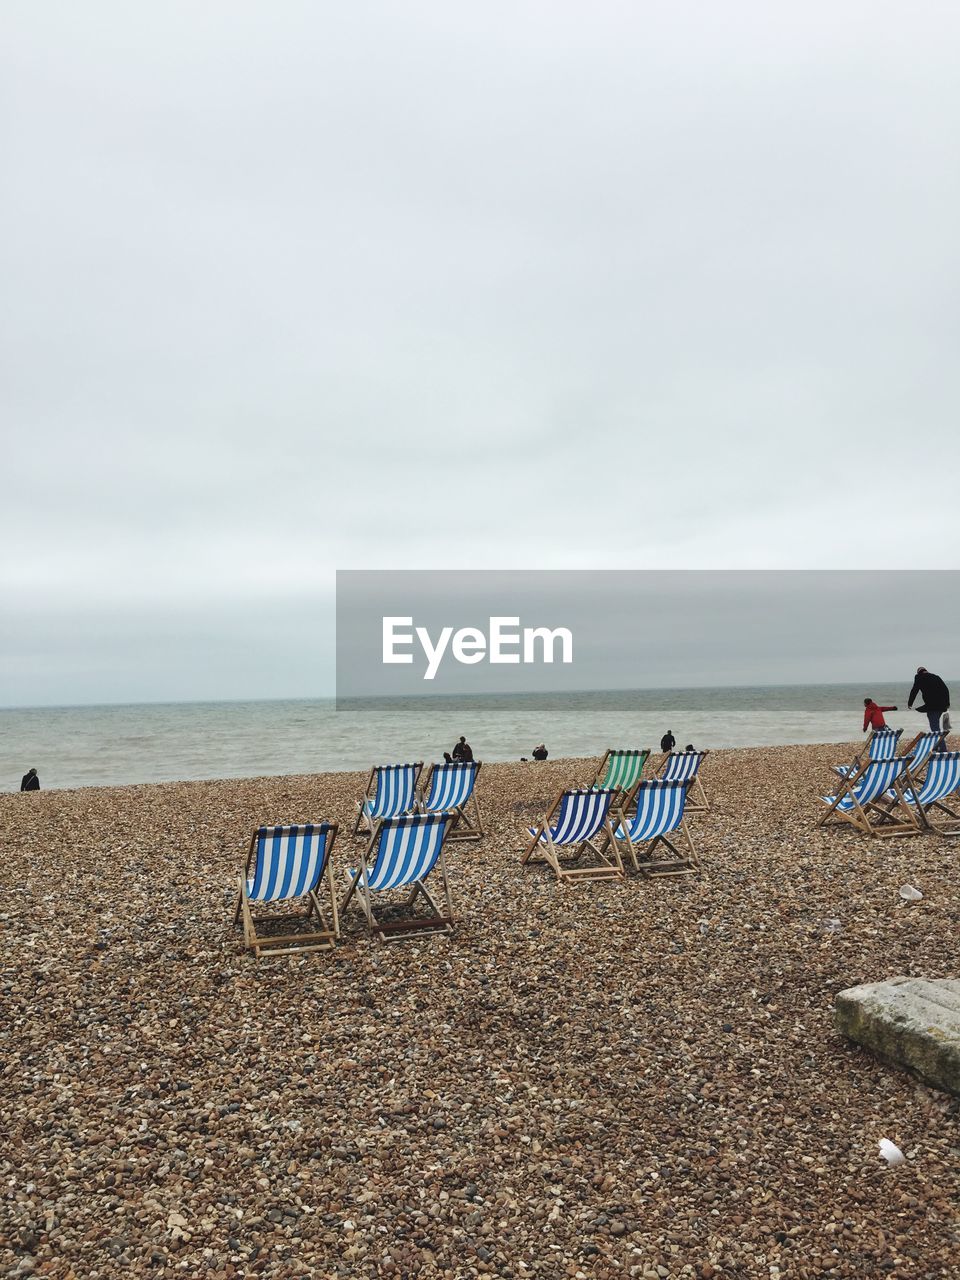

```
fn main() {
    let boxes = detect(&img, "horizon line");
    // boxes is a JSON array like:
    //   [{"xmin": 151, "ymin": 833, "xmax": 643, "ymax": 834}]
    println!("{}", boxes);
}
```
[{"xmin": 0, "ymin": 676, "xmax": 933, "ymax": 713}]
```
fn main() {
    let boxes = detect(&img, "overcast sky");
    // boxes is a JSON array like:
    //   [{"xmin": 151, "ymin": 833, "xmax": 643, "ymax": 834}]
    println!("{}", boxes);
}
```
[{"xmin": 3, "ymin": 3, "xmax": 959, "ymax": 704}]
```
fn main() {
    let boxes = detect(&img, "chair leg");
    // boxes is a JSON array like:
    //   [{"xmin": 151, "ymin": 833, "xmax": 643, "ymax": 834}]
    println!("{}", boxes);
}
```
[{"xmin": 327, "ymin": 861, "xmax": 340, "ymax": 938}]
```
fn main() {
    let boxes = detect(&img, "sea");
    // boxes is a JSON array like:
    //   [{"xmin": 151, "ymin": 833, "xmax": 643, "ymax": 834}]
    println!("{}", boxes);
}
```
[{"xmin": 0, "ymin": 682, "xmax": 929, "ymax": 793}]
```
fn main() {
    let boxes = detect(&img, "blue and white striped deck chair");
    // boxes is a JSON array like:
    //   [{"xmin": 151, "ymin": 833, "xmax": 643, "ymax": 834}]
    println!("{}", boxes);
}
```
[
  {"xmin": 353, "ymin": 762, "xmax": 423, "ymax": 836},
  {"xmin": 521, "ymin": 788, "xmax": 622, "ymax": 882},
  {"xmin": 418, "ymin": 761, "xmax": 483, "ymax": 840},
  {"xmin": 606, "ymin": 780, "xmax": 700, "ymax": 876},
  {"xmin": 234, "ymin": 822, "xmax": 339, "ymax": 957},
  {"xmin": 656, "ymin": 751, "xmax": 710, "ymax": 812},
  {"xmin": 887, "ymin": 752, "xmax": 960, "ymax": 833},
  {"xmin": 833, "ymin": 727, "xmax": 903, "ymax": 779},
  {"xmin": 817, "ymin": 757, "xmax": 919, "ymax": 837},
  {"xmin": 901, "ymin": 730, "xmax": 947, "ymax": 780},
  {"xmin": 340, "ymin": 813, "xmax": 455, "ymax": 941}
]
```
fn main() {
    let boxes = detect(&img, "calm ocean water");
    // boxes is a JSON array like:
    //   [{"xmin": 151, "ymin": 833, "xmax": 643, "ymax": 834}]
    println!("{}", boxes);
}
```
[{"xmin": 0, "ymin": 682, "xmax": 932, "ymax": 792}]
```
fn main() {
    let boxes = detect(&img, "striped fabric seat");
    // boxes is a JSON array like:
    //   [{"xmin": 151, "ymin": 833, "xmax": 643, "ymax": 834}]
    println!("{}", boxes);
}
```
[
  {"xmin": 834, "ymin": 727, "xmax": 904, "ymax": 778},
  {"xmin": 341, "ymin": 813, "xmax": 456, "ymax": 941},
  {"xmin": 823, "ymin": 758, "xmax": 911, "ymax": 812},
  {"xmin": 906, "ymin": 731, "xmax": 945, "ymax": 774},
  {"xmin": 614, "ymin": 781, "xmax": 688, "ymax": 842},
  {"xmin": 660, "ymin": 751, "xmax": 705, "ymax": 782},
  {"xmin": 897, "ymin": 753, "xmax": 960, "ymax": 825},
  {"xmin": 612, "ymin": 780, "xmax": 699, "ymax": 875},
  {"xmin": 354, "ymin": 762, "xmax": 422, "ymax": 835},
  {"xmin": 419, "ymin": 760, "xmax": 484, "ymax": 841},
  {"xmin": 422, "ymin": 761, "xmax": 478, "ymax": 814},
  {"xmin": 247, "ymin": 823, "xmax": 336, "ymax": 902},
  {"xmin": 657, "ymin": 750, "xmax": 710, "ymax": 811},
  {"xmin": 867, "ymin": 728, "xmax": 902, "ymax": 761},
  {"xmin": 595, "ymin": 749, "xmax": 649, "ymax": 792},
  {"xmin": 368, "ymin": 764, "xmax": 420, "ymax": 820},
  {"xmin": 363, "ymin": 814, "xmax": 451, "ymax": 890},
  {"xmin": 235, "ymin": 820, "xmax": 340, "ymax": 958},
  {"xmin": 528, "ymin": 788, "xmax": 618, "ymax": 846}
]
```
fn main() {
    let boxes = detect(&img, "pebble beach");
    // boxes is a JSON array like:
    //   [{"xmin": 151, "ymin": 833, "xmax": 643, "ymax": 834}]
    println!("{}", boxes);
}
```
[{"xmin": 3, "ymin": 742, "xmax": 959, "ymax": 1279}]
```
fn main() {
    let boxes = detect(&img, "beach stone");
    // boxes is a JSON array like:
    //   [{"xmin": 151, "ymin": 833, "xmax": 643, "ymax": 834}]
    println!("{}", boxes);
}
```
[{"xmin": 835, "ymin": 976, "xmax": 960, "ymax": 1096}]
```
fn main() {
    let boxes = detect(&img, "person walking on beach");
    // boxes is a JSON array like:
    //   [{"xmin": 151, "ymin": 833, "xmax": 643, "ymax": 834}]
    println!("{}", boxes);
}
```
[
  {"xmin": 660, "ymin": 730, "xmax": 676, "ymax": 753},
  {"xmin": 907, "ymin": 667, "xmax": 950, "ymax": 734},
  {"xmin": 20, "ymin": 768, "xmax": 40, "ymax": 792},
  {"xmin": 863, "ymin": 698, "xmax": 897, "ymax": 733},
  {"xmin": 451, "ymin": 736, "xmax": 474, "ymax": 763}
]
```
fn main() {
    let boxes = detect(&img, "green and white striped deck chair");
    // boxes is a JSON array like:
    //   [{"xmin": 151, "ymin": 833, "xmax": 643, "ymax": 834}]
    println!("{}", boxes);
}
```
[{"xmin": 588, "ymin": 749, "xmax": 650, "ymax": 811}]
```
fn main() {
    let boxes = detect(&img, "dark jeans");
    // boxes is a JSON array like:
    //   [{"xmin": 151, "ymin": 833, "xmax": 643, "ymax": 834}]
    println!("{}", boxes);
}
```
[{"xmin": 926, "ymin": 709, "xmax": 944, "ymax": 734}]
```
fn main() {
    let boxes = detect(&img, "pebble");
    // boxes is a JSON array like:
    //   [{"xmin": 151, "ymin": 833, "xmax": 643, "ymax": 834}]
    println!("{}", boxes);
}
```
[{"xmin": 1, "ymin": 742, "xmax": 958, "ymax": 1277}]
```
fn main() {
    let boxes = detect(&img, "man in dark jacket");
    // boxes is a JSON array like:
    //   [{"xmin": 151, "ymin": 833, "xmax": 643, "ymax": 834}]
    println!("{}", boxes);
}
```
[
  {"xmin": 907, "ymin": 667, "xmax": 950, "ymax": 734},
  {"xmin": 20, "ymin": 768, "xmax": 40, "ymax": 792}
]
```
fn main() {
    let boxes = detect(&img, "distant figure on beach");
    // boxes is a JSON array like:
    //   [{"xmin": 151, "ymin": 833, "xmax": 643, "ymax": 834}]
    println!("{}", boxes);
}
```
[
  {"xmin": 863, "ymin": 698, "xmax": 897, "ymax": 733},
  {"xmin": 907, "ymin": 667, "xmax": 950, "ymax": 734},
  {"xmin": 451, "ymin": 736, "xmax": 474, "ymax": 763},
  {"xmin": 660, "ymin": 730, "xmax": 676, "ymax": 753},
  {"xmin": 684, "ymin": 743, "xmax": 695, "ymax": 752},
  {"xmin": 20, "ymin": 768, "xmax": 40, "ymax": 792},
  {"xmin": 532, "ymin": 744, "xmax": 548, "ymax": 761},
  {"xmin": 442, "ymin": 751, "xmax": 453, "ymax": 764}
]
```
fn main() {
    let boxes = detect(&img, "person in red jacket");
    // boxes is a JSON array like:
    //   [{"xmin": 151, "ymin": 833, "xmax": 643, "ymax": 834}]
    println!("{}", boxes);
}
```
[{"xmin": 863, "ymin": 698, "xmax": 897, "ymax": 732}]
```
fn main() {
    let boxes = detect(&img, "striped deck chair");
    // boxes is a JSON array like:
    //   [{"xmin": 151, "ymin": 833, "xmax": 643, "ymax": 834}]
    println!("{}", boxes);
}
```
[
  {"xmin": 606, "ymin": 779, "xmax": 699, "ymax": 876},
  {"xmin": 418, "ymin": 760, "xmax": 483, "ymax": 840},
  {"xmin": 340, "ymin": 813, "xmax": 454, "ymax": 941},
  {"xmin": 887, "ymin": 752, "xmax": 960, "ymax": 833},
  {"xmin": 234, "ymin": 822, "xmax": 339, "ymax": 957},
  {"xmin": 521, "ymin": 788, "xmax": 622, "ymax": 882},
  {"xmin": 817, "ymin": 757, "xmax": 919, "ymax": 837},
  {"xmin": 588, "ymin": 749, "xmax": 650, "ymax": 812},
  {"xmin": 353, "ymin": 762, "xmax": 422, "ymax": 836},
  {"xmin": 656, "ymin": 750, "xmax": 710, "ymax": 812},
  {"xmin": 833, "ymin": 727, "xmax": 903, "ymax": 779}
]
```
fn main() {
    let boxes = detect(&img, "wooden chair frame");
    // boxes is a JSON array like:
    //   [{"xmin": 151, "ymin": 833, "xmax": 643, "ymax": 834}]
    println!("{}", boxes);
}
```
[
  {"xmin": 234, "ymin": 823, "xmax": 340, "ymax": 958},
  {"xmin": 353, "ymin": 761, "xmax": 423, "ymax": 836},
  {"xmin": 521, "ymin": 789, "xmax": 624, "ymax": 883},
  {"xmin": 340, "ymin": 819, "xmax": 455, "ymax": 943},
  {"xmin": 418, "ymin": 761, "xmax": 484, "ymax": 841}
]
